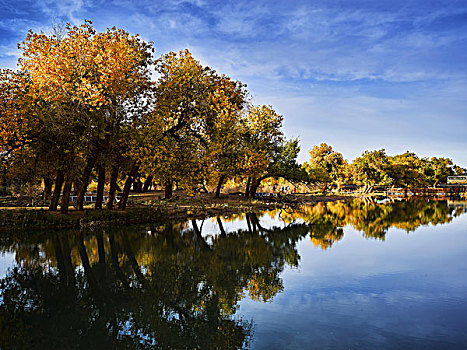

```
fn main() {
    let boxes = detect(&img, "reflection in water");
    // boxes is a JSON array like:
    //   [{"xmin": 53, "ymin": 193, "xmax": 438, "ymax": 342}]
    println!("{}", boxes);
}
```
[
  {"xmin": 278, "ymin": 198, "xmax": 465, "ymax": 248},
  {"xmin": 0, "ymin": 199, "xmax": 465, "ymax": 349},
  {"xmin": 0, "ymin": 221, "xmax": 306, "ymax": 349}
]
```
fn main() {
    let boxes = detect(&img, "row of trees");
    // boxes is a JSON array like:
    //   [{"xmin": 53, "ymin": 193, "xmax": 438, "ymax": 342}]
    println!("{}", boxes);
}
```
[
  {"xmin": 0, "ymin": 21, "xmax": 305, "ymax": 213},
  {"xmin": 1, "ymin": 21, "xmax": 464, "ymax": 213},
  {"xmin": 303, "ymin": 143, "xmax": 466, "ymax": 193}
]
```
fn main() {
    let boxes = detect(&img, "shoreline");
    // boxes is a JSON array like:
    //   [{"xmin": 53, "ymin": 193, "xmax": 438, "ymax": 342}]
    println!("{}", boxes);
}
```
[{"xmin": 0, "ymin": 193, "xmax": 353, "ymax": 231}]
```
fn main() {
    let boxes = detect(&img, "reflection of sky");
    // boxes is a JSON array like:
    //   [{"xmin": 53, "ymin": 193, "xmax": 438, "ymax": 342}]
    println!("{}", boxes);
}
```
[
  {"xmin": 239, "ymin": 213, "xmax": 467, "ymax": 349},
  {"xmin": 0, "ymin": 252, "xmax": 15, "ymax": 278},
  {"xmin": 1, "ymin": 0, "xmax": 466, "ymax": 166},
  {"xmin": 191, "ymin": 210, "xmax": 297, "ymax": 243}
]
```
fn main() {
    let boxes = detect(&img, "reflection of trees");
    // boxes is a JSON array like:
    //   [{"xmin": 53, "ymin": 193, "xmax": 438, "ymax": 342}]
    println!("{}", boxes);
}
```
[
  {"xmin": 310, "ymin": 228, "xmax": 344, "ymax": 250},
  {"xmin": 1, "ymin": 199, "xmax": 462, "ymax": 347},
  {"xmin": 0, "ymin": 217, "xmax": 309, "ymax": 349},
  {"xmin": 278, "ymin": 199, "xmax": 460, "ymax": 242}
]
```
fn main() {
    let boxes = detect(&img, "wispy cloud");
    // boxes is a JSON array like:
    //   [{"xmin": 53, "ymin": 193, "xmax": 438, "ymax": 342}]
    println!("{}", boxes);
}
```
[
  {"xmin": 0, "ymin": 0, "xmax": 466, "ymax": 165},
  {"xmin": 35, "ymin": 0, "xmax": 88, "ymax": 24}
]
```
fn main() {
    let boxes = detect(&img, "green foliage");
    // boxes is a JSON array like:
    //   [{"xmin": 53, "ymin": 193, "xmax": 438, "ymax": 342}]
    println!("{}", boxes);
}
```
[
  {"xmin": 351, "ymin": 149, "xmax": 393, "ymax": 192},
  {"xmin": 263, "ymin": 138, "xmax": 308, "ymax": 183},
  {"xmin": 302, "ymin": 143, "xmax": 348, "ymax": 190},
  {"xmin": 303, "ymin": 144, "xmax": 463, "ymax": 192},
  {"xmin": 423, "ymin": 157, "xmax": 454, "ymax": 185}
]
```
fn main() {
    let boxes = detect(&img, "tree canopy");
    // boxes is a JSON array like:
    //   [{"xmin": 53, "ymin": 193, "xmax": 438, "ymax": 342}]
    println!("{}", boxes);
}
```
[
  {"xmin": 0, "ymin": 20, "xmax": 465, "ymax": 208},
  {"xmin": 0, "ymin": 21, "xmax": 302, "ymax": 209},
  {"xmin": 303, "ymin": 144, "xmax": 464, "ymax": 192}
]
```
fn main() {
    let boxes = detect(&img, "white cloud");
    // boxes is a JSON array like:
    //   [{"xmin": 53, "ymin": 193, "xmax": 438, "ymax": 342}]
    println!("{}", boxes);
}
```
[{"xmin": 35, "ymin": 0, "xmax": 87, "ymax": 24}]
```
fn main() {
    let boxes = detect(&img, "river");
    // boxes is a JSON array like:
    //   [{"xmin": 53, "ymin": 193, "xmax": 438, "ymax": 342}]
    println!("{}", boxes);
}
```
[{"xmin": 0, "ymin": 199, "xmax": 466, "ymax": 349}]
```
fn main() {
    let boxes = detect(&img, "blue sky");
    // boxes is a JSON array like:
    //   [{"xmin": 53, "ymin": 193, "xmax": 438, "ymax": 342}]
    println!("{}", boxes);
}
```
[{"xmin": 1, "ymin": 0, "xmax": 466, "ymax": 165}]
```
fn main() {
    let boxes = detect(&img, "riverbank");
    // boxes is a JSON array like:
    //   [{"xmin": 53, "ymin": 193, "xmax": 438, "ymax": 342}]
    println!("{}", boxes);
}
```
[{"xmin": 0, "ymin": 192, "xmax": 353, "ymax": 231}]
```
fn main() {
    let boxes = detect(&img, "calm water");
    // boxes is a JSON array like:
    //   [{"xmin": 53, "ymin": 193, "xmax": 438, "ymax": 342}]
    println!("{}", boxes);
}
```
[{"xmin": 0, "ymin": 199, "xmax": 466, "ymax": 349}]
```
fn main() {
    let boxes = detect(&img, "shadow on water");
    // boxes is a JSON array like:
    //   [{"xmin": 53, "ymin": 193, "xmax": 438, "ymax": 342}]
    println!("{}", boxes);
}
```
[{"xmin": 0, "ymin": 199, "xmax": 465, "ymax": 349}]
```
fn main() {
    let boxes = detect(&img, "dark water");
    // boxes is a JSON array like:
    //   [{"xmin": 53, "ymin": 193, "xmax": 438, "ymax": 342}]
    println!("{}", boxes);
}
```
[{"xmin": 0, "ymin": 199, "xmax": 466, "ymax": 349}]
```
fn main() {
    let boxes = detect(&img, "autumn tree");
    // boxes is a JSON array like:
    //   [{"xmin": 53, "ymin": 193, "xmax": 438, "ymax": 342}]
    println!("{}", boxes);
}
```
[
  {"xmin": 422, "ymin": 157, "xmax": 454, "ymax": 186},
  {"xmin": 204, "ymin": 77, "xmax": 248, "ymax": 197},
  {"xmin": 453, "ymin": 165, "xmax": 466, "ymax": 175},
  {"xmin": 351, "ymin": 149, "xmax": 393, "ymax": 193},
  {"xmin": 303, "ymin": 143, "xmax": 348, "ymax": 193},
  {"xmin": 17, "ymin": 20, "xmax": 153, "ymax": 212},
  {"xmin": 237, "ymin": 105, "xmax": 284, "ymax": 197},
  {"xmin": 0, "ymin": 70, "xmax": 35, "ymax": 159},
  {"xmin": 0, "ymin": 70, "xmax": 38, "ymax": 194},
  {"xmin": 245, "ymin": 138, "xmax": 308, "ymax": 197},
  {"xmin": 350, "ymin": 150, "xmax": 459, "ymax": 190},
  {"xmin": 131, "ymin": 50, "xmax": 207, "ymax": 199},
  {"xmin": 386, "ymin": 151, "xmax": 427, "ymax": 188},
  {"xmin": 132, "ymin": 50, "xmax": 248, "ymax": 199}
]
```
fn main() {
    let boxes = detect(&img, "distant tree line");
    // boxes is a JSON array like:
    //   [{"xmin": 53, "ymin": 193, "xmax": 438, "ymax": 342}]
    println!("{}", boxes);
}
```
[{"xmin": 303, "ymin": 143, "xmax": 466, "ymax": 193}]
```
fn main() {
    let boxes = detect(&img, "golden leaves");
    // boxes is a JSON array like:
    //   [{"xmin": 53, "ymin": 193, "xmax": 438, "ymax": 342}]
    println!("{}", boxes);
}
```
[
  {"xmin": 0, "ymin": 69, "xmax": 40, "ymax": 154},
  {"xmin": 18, "ymin": 21, "xmax": 153, "ymax": 108},
  {"xmin": 8, "ymin": 21, "xmax": 287, "ymax": 198}
]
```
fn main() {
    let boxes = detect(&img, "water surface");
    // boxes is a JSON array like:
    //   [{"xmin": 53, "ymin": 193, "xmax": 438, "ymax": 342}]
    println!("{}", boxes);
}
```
[{"xmin": 0, "ymin": 199, "xmax": 466, "ymax": 349}]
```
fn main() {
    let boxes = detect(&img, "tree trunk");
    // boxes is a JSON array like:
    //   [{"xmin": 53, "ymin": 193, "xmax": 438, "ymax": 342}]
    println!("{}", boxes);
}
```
[
  {"xmin": 43, "ymin": 176, "xmax": 53, "ymax": 200},
  {"xmin": 107, "ymin": 165, "xmax": 119, "ymax": 209},
  {"xmin": 217, "ymin": 217, "xmax": 226, "ymax": 236},
  {"xmin": 133, "ymin": 178, "xmax": 143, "ymax": 192},
  {"xmin": 52, "ymin": 234, "xmax": 75, "ymax": 287},
  {"xmin": 143, "ymin": 175, "xmax": 153, "ymax": 192},
  {"xmin": 95, "ymin": 165, "xmax": 105, "ymax": 209},
  {"xmin": 96, "ymin": 232, "xmax": 106, "ymax": 265},
  {"xmin": 336, "ymin": 182, "xmax": 342, "ymax": 193},
  {"xmin": 249, "ymin": 178, "xmax": 259, "ymax": 198},
  {"xmin": 118, "ymin": 164, "xmax": 138, "ymax": 210},
  {"xmin": 215, "ymin": 175, "xmax": 225, "ymax": 198},
  {"xmin": 250, "ymin": 213, "xmax": 271, "ymax": 233},
  {"xmin": 246, "ymin": 213, "xmax": 257, "ymax": 233},
  {"xmin": 322, "ymin": 183, "xmax": 328, "ymax": 195},
  {"xmin": 52, "ymin": 234, "xmax": 66, "ymax": 285},
  {"xmin": 164, "ymin": 180, "xmax": 173, "ymax": 199},
  {"xmin": 245, "ymin": 214, "xmax": 252, "ymax": 233},
  {"xmin": 49, "ymin": 170, "xmax": 64, "ymax": 211},
  {"xmin": 77, "ymin": 233, "xmax": 99, "ymax": 289},
  {"xmin": 121, "ymin": 234, "xmax": 144, "ymax": 281},
  {"xmin": 0, "ymin": 169, "xmax": 7, "ymax": 195},
  {"xmin": 61, "ymin": 234, "xmax": 76, "ymax": 287},
  {"xmin": 191, "ymin": 220, "xmax": 211, "ymax": 252},
  {"xmin": 60, "ymin": 174, "xmax": 73, "ymax": 214},
  {"xmin": 245, "ymin": 177, "xmax": 251, "ymax": 198},
  {"xmin": 76, "ymin": 157, "xmax": 96, "ymax": 211},
  {"xmin": 250, "ymin": 214, "xmax": 262, "ymax": 233}
]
